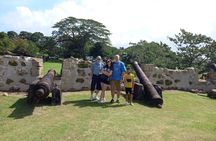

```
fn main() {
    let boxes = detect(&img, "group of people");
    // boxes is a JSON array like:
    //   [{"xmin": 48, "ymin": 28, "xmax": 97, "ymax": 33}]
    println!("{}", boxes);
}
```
[{"xmin": 90, "ymin": 54, "xmax": 135, "ymax": 105}]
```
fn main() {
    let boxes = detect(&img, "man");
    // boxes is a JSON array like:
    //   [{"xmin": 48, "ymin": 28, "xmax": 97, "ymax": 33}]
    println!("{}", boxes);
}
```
[
  {"xmin": 90, "ymin": 56, "xmax": 104, "ymax": 101},
  {"xmin": 110, "ymin": 54, "xmax": 126, "ymax": 103}
]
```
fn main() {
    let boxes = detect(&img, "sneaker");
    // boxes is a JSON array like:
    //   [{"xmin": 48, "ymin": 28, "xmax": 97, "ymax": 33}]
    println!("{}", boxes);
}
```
[
  {"xmin": 124, "ymin": 102, "xmax": 129, "ymax": 105},
  {"xmin": 116, "ymin": 99, "xmax": 120, "ymax": 104},
  {"xmin": 92, "ymin": 96, "xmax": 99, "ymax": 101},
  {"xmin": 110, "ymin": 99, "xmax": 114, "ymax": 103},
  {"xmin": 98, "ymin": 99, "xmax": 105, "ymax": 103},
  {"xmin": 90, "ymin": 95, "xmax": 94, "ymax": 101},
  {"xmin": 130, "ymin": 103, "xmax": 134, "ymax": 106},
  {"xmin": 92, "ymin": 99, "xmax": 99, "ymax": 102},
  {"xmin": 95, "ymin": 96, "xmax": 100, "ymax": 101}
]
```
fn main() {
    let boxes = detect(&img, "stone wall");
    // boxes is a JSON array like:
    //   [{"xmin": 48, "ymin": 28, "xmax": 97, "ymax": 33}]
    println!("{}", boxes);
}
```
[
  {"xmin": 141, "ymin": 64, "xmax": 215, "ymax": 92},
  {"xmin": 0, "ymin": 55, "xmax": 215, "ymax": 92},
  {"xmin": 61, "ymin": 58, "xmax": 92, "ymax": 91},
  {"xmin": 0, "ymin": 55, "xmax": 43, "ymax": 91}
]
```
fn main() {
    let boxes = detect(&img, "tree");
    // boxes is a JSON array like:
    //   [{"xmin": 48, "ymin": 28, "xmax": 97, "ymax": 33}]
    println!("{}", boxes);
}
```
[
  {"xmin": 0, "ymin": 32, "xmax": 15, "ymax": 55},
  {"xmin": 19, "ymin": 31, "xmax": 32, "ymax": 40},
  {"xmin": 30, "ymin": 32, "xmax": 44, "ymax": 42},
  {"xmin": 204, "ymin": 41, "xmax": 216, "ymax": 64},
  {"xmin": 13, "ymin": 38, "xmax": 39, "ymax": 56},
  {"xmin": 52, "ymin": 16, "xmax": 111, "ymax": 59},
  {"xmin": 168, "ymin": 29, "xmax": 213, "ymax": 71},
  {"xmin": 42, "ymin": 36, "xmax": 62, "ymax": 58},
  {"xmin": 7, "ymin": 31, "xmax": 18, "ymax": 40},
  {"xmin": 124, "ymin": 40, "xmax": 178, "ymax": 69}
]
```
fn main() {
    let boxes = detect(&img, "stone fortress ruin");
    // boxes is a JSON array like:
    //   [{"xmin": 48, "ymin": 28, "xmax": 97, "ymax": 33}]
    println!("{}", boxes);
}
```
[{"xmin": 0, "ymin": 55, "xmax": 216, "ymax": 93}]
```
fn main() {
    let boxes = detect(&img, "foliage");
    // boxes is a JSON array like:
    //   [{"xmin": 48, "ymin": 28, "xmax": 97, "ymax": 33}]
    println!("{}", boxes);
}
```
[
  {"xmin": 13, "ymin": 38, "xmax": 40, "ymax": 56},
  {"xmin": 204, "ymin": 41, "xmax": 216, "ymax": 64},
  {"xmin": 0, "ymin": 32, "xmax": 15, "ymax": 55},
  {"xmin": 123, "ymin": 40, "xmax": 178, "ymax": 69},
  {"xmin": 89, "ymin": 42, "xmax": 119, "ymax": 58},
  {"xmin": 19, "ymin": 31, "xmax": 32, "ymax": 40},
  {"xmin": 52, "ymin": 16, "xmax": 111, "ymax": 59},
  {"xmin": 168, "ymin": 29, "xmax": 213, "ymax": 71},
  {"xmin": 7, "ymin": 31, "xmax": 18, "ymax": 40},
  {"xmin": 0, "ymin": 91, "xmax": 216, "ymax": 141}
]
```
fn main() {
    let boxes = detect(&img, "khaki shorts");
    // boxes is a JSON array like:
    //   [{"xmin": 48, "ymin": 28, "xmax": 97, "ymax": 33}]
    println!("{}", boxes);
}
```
[{"xmin": 111, "ymin": 80, "xmax": 121, "ymax": 91}]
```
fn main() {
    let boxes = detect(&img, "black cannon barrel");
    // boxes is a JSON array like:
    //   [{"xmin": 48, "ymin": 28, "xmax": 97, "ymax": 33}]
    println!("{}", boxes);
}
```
[
  {"xmin": 27, "ymin": 69, "xmax": 62, "ymax": 105},
  {"xmin": 132, "ymin": 61, "xmax": 163, "ymax": 107},
  {"xmin": 35, "ymin": 69, "xmax": 55, "ymax": 99}
]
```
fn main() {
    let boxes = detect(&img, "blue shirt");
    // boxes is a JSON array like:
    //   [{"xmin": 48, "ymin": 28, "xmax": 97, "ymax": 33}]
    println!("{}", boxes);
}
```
[
  {"xmin": 91, "ymin": 61, "xmax": 104, "ymax": 76},
  {"xmin": 111, "ymin": 61, "xmax": 126, "ymax": 80}
]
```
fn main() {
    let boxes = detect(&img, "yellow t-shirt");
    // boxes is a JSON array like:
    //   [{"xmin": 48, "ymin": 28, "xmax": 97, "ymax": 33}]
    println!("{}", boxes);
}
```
[{"xmin": 123, "ymin": 73, "xmax": 135, "ymax": 88}]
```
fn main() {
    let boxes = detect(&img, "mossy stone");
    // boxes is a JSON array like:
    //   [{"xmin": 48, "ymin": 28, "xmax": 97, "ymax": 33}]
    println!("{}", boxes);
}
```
[
  {"xmin": 76, "ymin": 78, "xmax": 85, "ymax": 83},
  {"xmin": 8, "ymin": 60, "xmax": 18, "ymax": 66},
  {"xmin": 156, "ymin": 80, "xmax": 164, "ymax": 85},
  {"xmin": 6, "ymin": 79, "xmax": 14, "ymax": 84},
  {"xmin": 165, "ymin": 80, "xmax": 172, "ymax": 86},
  {"xmin": 19, "ymin": 79, "xmax": 27, "ymax": 84}
]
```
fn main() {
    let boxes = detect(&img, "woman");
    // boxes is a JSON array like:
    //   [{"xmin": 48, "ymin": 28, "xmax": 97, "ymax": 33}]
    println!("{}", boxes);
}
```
[{"xmin": 98, "ymin": 59, "xmax": 113, "ymax": 103}]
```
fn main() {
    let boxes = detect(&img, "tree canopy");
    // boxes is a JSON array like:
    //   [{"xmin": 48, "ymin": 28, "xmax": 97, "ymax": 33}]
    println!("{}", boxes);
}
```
[
  {"xmin": 122, "ymin": 40, "xmax": 178, "ymax": 69},
  {"xmin": 168, "ymin": 29, "xmax": 214, "ymax": 72},
  {"xmin": 52, "ymin": 16, "xmax": 111, "ymax": 58}
]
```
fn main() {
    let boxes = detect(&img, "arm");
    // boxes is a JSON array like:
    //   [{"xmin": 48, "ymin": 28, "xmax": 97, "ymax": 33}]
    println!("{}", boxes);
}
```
[
  {"xmin": 121, "ymin": 62, "xmax": 127, "ymax": 80},
  {"xmin": 102, "ymin": 69, "xmax": 112, "ymax": 77}
]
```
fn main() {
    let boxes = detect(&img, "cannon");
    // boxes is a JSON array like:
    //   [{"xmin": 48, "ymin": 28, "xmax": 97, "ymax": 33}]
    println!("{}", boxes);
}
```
[
  {"xmin": 27, "ymin": 69, "xmax": 62, "ymax": 105},
  {"xmin": 132, "ymin": 61, "xmax": 163, "ymax": 108}
]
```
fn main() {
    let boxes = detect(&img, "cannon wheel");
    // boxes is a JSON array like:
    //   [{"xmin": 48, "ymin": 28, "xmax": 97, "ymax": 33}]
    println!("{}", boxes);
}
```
[{"xmin": 51, "ymin": 88, "xmax": 62, "ymax": 105}]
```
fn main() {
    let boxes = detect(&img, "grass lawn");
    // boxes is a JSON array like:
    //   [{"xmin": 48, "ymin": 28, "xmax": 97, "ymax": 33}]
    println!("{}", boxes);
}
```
[
  {"xmin": 0, "ymin": 90, "xmax": 216, "ymax": 141},
  {"xmin": 43, "ymin": 61, "xmax": 62, "ymax": 75}
]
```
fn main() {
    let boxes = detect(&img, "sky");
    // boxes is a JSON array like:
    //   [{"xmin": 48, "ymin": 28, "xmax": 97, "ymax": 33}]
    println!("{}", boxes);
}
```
[{"xmin": 1, "ymin": 0, "xmax": 216, "ymax": 50}]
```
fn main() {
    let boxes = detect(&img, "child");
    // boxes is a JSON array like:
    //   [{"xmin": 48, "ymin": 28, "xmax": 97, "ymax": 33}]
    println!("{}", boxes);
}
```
[{"xmin": 123, "ymin": 67, "xmax": 135, "ymax": 105}]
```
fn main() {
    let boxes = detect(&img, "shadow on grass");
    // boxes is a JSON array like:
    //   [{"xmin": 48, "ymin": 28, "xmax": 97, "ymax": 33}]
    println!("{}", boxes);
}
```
[
  {"xmin": 63, "ymin": 99, "xmax": 126, "ymax": 108},
  {"xmin": 8, "ymin": 97, "xmax": 54, "ymax": 119},
  {"xmin": 8, "ymin": 98, "xmax": 35, "ymax": 119},
  {"xmin": 134, "ymin": 100, "xmax": 163, "ymax": 109}
]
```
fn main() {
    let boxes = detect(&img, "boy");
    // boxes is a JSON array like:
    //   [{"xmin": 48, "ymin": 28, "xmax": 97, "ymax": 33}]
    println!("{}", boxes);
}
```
[{"xmin": 123, "ymin": 67, "xmax": 135, "ymax": 105}]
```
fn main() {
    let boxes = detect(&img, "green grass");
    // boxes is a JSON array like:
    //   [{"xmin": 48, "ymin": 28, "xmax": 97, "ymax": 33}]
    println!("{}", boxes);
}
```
[
  {"xmin": 43, "ymin": 61, "xmax": 62, "ymax": 75},
  {"xmin": 0, "ymin": 90, "xmax": 216, "ymax": 141}
]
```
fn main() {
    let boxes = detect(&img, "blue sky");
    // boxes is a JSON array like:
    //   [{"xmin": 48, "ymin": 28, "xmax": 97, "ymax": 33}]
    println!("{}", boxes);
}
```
[
  {"xmin": 1, "ymin": 0, "xmax": 216, "ymax": 50},
  {"xmin": 0, "ymin": 0, "xmax": 61, "ymax": 12}
]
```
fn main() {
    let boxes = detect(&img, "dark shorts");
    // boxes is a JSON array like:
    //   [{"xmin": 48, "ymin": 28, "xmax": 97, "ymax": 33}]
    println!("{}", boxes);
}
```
[
  {"xmin": 125, "ymin": 88, "xmax": 133, "ymax": 95},
  {"xmin": 91, "ymin": 75, "xmax": 101, "ymax": 91},
  {"xmin": 100, "ymin": 75, "xmax": 110, "ymax": 85}
]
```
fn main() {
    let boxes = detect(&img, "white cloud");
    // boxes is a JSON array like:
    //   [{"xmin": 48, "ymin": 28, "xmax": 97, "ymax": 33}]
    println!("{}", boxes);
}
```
[{"xmin": 2, "ymin": 0, "xmax": 216, "ymax": 49}]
